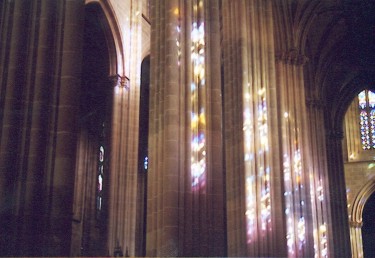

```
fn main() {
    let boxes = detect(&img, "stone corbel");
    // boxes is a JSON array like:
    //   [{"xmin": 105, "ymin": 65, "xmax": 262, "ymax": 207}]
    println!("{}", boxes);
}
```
[
  {"xmin": 276, "ymin": 48, "xmax": 309, "ymax": 66},
  {"xmin": 109, "ymin": 74, "xmax": 130, "ymax": 89}
]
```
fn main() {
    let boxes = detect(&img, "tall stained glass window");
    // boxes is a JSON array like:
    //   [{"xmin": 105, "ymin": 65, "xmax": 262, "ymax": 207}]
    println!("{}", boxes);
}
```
[
  {"xmin": 358, "ymin": 90, "xmax": 375, "ymax": 149},
  {"xmin": 97, "ymin": 145, "xmax": 104, "ymax": 213}
]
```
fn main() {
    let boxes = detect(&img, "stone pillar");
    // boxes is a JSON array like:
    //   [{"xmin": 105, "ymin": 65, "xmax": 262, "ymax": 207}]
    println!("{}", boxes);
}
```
[
  {"xmin": 147, "ymin": 0, "xmax": 183, "ymax": 255},
  {"xmin": 13, "ymin": 1, "xmax": 59, "ymax": 255},
  {"xmin": 222, "ymin": 0, "xmax": 285, "ymax": 256},
  {"xmin": 147, "ymin": 0, "xmax": 226, "ymax": 256},
  {"xmin": 275, "ymin": 48, "xmax": 318, "ymax": 257},
  {"xmin": 326, "ymin": 129, "xmax": 351, "ymax": 257},
  {"xmin": 108, "ymin": 73, "xmax": 141, "ymax": 257},
  {"xmin": 204, "ymin": 0, "xmax": 227, "ymax": 256},
  {"xmin": 43, "ymin": 0, "xmax": 84, "ymax": 256},
  {"xmin": 349, "ymin": 221, "xmax": 364, "ymax": 258},
  {"xmin": 0, "ymin": 1, "xmax": 31, "ymax": 255},
  {"xmin": 306, "ymin": 98, "xmax": 332, "ymax": 257}
]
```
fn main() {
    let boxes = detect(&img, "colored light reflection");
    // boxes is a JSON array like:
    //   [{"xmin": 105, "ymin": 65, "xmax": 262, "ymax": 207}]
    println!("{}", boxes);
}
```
[
  {"xmin": 284, "ymin": 149, "xmax": 307, "ymax": 255},
  {"xmin": 190, "ymin": 1, "xmax": 206, "ymax": 190},
  {"xmin": 244, "ymin": 83, "xmax": 271, "ymax": 243}
]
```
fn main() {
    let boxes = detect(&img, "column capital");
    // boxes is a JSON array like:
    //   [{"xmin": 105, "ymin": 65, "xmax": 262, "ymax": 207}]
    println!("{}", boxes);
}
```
[
  {"xmin": 109, "ymin": 74, "xmax": 130, "ymax": 89},
  {"xmin": 276, "ymin": 48, "xmax": 309, "ymax": 66},
  {"xmin": 349, "ymin": 220, "xmax": 363, "ymax": 228}
]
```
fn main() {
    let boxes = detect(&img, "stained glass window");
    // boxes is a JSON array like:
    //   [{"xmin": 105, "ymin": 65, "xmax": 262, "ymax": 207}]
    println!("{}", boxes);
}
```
[
  {"xmin": 97, "ymin": 145, "xmax": 104, "ymax": 212},
  {"xmin": 358, "ymin": 90, "xmax": 375, "ymax": 149}
]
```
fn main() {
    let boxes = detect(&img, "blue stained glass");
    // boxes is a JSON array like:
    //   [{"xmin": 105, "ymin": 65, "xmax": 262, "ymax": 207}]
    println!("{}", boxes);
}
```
[
  {"xmin": 358, "ymin": 90, "xmax": 375, "ymax": 149},
  {"xmin": 369, "ymin": 91, "xmax": 375, "ymax": 108},
  {"xmin": 371, "ymin": 110, "xmax": 375, "ymax": 148},
  {"xmin": 360, "ymin": 110, "xmax": 370, "ymax": 149},
  {"xmin": 359, "ymin": 91, "xmax": 367, "ymax": 109}
]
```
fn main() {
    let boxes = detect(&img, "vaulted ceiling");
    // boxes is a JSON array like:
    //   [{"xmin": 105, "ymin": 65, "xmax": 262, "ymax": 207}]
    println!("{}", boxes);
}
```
[{"xmin": 300, "ymin": 0, "xmax": 375, "ymax": 128}]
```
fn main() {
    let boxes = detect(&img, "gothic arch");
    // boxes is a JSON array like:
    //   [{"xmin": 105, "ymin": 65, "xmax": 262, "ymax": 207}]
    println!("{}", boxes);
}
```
[
  {"xmin": 349, "ymin": 179, "xmax": 375, "ymax": 257},
  {"xmin": 330, "ymin": 77, "xmax": 375, "ymax": 258},
  {"xmin": 333, "ymin": 75, "xmax": 375, "ymax": 133},
  {"xmin": 351, "ymin": 179, "xmax": 375, "ymax": 226},
  {"xmin": 85, "ymin": 0, "xmax": 125, "ymax": 77}
]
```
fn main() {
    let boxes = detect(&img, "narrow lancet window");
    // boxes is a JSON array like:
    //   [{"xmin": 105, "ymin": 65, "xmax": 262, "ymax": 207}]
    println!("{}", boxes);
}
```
[{"xmin": 358, "ymin": 90, "xmax": 375, "ymax": 149}]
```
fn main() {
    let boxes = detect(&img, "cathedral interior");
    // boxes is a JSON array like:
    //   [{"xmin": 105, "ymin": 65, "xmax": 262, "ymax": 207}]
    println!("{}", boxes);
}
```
[{"xmin": 0, "ymin": 0, "xmax": 375, "ymax": 257}]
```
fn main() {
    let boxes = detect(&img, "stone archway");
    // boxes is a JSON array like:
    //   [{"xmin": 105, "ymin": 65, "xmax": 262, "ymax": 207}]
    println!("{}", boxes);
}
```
[
  {"xmin": 71, "ymin": 2, "xmax": 121, "ymax": 256},
  {"xmin": 349, "ymin": 179, "xmax": 375, "ymax": 258}
]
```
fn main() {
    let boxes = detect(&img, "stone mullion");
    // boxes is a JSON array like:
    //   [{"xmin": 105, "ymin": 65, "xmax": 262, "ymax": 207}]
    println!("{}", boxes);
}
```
[
  {"xmin": 326, "ymin": 130, "xmax": 351, "ymax": 257},
  {"xmin": 43, "ymin": 0, "xmax": 84, "ymax": 256}
]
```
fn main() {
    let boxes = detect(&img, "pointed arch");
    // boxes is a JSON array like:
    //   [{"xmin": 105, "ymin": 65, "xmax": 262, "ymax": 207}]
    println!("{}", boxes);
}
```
[
  {"xmin": 349, "ymin": 179, "xmax": 375, "ymax": 257},
  {"xmin": 85, "ymin": 0, "xmax": 125, "ymax": 77},
  {"xmin": 351, "ymin": 179, "xmax": 375, "ymax": 226}
]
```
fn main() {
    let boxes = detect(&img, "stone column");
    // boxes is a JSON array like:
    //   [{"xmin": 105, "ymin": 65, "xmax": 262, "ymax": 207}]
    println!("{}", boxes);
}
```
[
  {"xmin": 13, "ymin": 1, "xmax": 60, "ymax": 255},
  {"xmin": 0, "ymin": 1, "xmax": 31, "ymax": 255},
  {"xmin": 147, "ymin": 0, "xmax": 182, "ymax": 255},
  {"xmin": 306, "ymin": 98, "xmax": 332, "ymax": 257},
  {"xmin": 147, "ymin": 0, "xmax": 226, "ymax": 256},
  {"xmin": 43, "ymin": 0, "xmax": 84, "ymax": 256},
  {"xmin": 222, "ymin": 0, "xmax": 285, "ymax": 256},
  {"xmin": 349, "ymin": 221, "xmax": 364, "ymax": 258},
  {"xmin": 275, "ymin": 48, "xmax": 318, "ymax": 257},
  {"xmin": 326, "ymin": 129, "xmax": 352, "ymax": 257}
]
